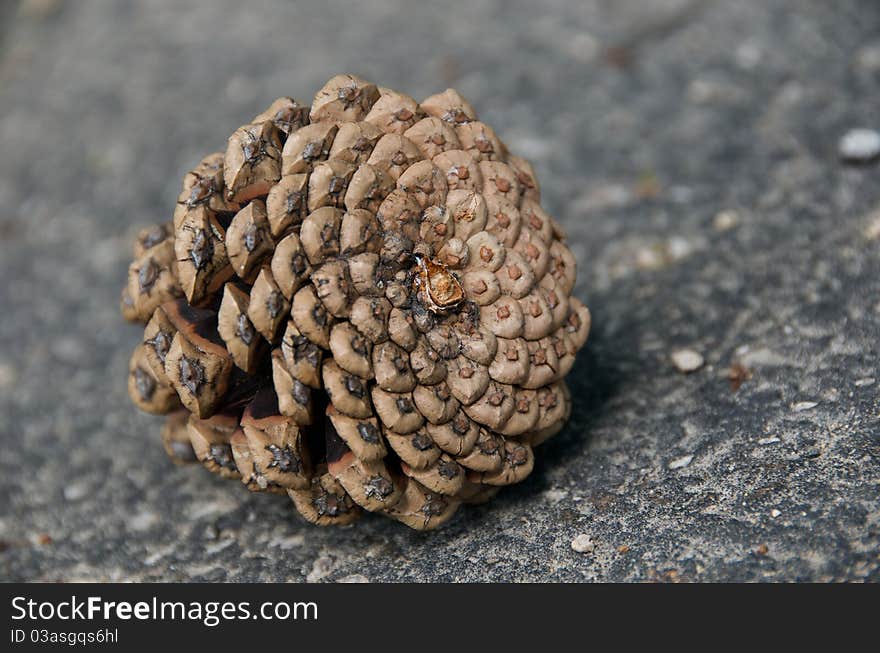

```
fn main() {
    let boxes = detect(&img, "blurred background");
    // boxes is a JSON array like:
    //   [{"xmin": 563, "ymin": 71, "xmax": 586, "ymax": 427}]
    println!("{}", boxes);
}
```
[{"xmin": 0, "ymin": 0, "xmax": 878, "ymax": 581}]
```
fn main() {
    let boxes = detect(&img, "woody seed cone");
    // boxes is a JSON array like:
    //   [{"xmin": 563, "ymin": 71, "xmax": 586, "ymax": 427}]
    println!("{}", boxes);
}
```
[{"xmin": 122, "ymin": 75, "xmax": 590, "ymax": 530}]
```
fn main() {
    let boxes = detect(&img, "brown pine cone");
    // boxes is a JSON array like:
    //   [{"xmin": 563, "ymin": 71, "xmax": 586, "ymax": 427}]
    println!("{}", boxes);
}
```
[{"xmin": 122, "ymin": 75, "xmax": 591, "ymax": 530}]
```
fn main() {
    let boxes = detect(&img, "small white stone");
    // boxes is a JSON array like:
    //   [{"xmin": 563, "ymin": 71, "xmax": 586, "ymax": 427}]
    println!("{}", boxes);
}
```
[
  {"xmin": 204, "ymin": 539, "xmax": 234, "ymax": 555},
  {"xmin": 864, "ymin": 210, "xmax": 880, "ymax": 240},
  {"xmin": 306, "ymin": 555, "xmax": 335, "ymax": 582},
  {"xmin": 713, "ymin": 210, "xmax": 740, "ymax": 231},
  {"xmin": 571, "ymin": 534, "xmax": 594, "ymax": 554},
  {"xmin": 839, "ymin": 128, "xmax": 880, "ymax": 162},
  {"xmin": 739, "ymin": 347, "xmax": 785, "ymax": 367},
  {"xmin": 792, "ymin": 401, "xmax": 818, "ymax": 412},
  {"xmin": 128, "ymin": 510, "xmax": 158, "ymax": 532},
  {"xmin": 337, "ymin": 574, "xmax": 370, "ymax": 583},
  {"xmin": 635, "ymin": 246, "xmax": 665, "ymax": 270},
  {"xmin": 144, "ymin": 545, "xmax": 174, "ymax": 566},
  {"xmin": 268, "ymin": 534, "xmax": 305, "ymax": 550},
  {"xmin": 666, "ymin": 236, "xmax": 693, "ymax": 261},
  {"xmin": 671, "ymin": 349, "xmax": 704, "ymax": 373},
  {"xmin": 63, "ymin": 481, "xmax": 90, "ymax": 502},
  {"xmin": 854, "ymin": 377, "xmax": 876, "ymax": 387},
  {"xmin": 669, "ymin": 454, "xmax": 694, "ymax": 470},
  {"xmin": 758, "ymin": 437, "xmax": 780, "ymax": 445},
  {"xmin": 770, "ymin": 509, "xmax": 781, "ymax": 518},
  {"xmin": 543, "ymin": 488, "xmax": 569, "ymax": 503}
]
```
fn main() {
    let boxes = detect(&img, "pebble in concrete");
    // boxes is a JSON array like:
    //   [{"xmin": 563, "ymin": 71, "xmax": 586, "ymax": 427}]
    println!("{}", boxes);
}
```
[
  {"xmin": 571, "ymin": 534, "xmax": 595, "ymax": 554},
  {"xmin": 671, "ymin": 349, "xmax": 705, "ymax": 373},
  {"xmin": 839, "ymin": 128, "xmax": 880, "ymax": 163}
]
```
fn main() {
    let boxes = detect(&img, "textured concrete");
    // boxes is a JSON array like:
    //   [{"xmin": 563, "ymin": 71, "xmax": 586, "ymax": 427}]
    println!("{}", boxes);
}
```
[{"xmin": 1, "ymin": 0, "xmax": 879, "ymax": 582}]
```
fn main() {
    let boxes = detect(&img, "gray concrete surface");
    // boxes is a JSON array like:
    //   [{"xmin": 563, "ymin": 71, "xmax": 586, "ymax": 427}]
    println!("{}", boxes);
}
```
[{"xmin": 1, "ymin": 0, "xmax": 878, "ymax": 582}]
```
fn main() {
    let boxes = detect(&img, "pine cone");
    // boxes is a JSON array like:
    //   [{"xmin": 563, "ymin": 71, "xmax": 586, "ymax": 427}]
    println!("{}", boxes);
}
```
[{"xmin": 122, "ymin": 75, "xmax": 591, "ymax": 530}]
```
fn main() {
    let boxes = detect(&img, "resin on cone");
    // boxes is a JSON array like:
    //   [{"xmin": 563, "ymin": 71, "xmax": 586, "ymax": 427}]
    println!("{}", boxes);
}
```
[{"xmin": 122, "ymin": 74, "xmax": 591, "ymax": 530}]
